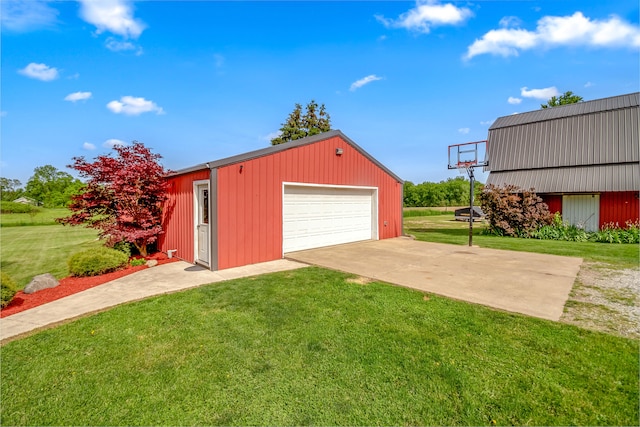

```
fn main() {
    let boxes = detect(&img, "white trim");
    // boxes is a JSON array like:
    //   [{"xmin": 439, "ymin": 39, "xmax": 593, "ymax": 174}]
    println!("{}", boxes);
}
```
[
  {"xmin": 281, "ymin": 182, "xmax": 379, "ymax": 255},
  {"xmin": 193, "ymin": 180, "xmax": 210, "ymax": 266}
]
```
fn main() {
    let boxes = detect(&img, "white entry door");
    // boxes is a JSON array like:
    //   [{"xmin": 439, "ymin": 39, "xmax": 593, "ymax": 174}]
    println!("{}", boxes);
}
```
[
  {"xmin": 283, "ymin": 184, "xmax": 377, "ymax": 253},
  {"xmin": 562, "ymin": 194, "xmax": 599, "ymax": 232},
  {"xmin": 196, "ymin": 183, "xmax": 209, "ymax": 265}
]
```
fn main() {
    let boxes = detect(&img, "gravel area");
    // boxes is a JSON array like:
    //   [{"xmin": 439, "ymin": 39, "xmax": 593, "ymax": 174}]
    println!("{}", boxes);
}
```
[{"xmin": 561, "ymin": 264, "xmax": 640, "ymax": 339}]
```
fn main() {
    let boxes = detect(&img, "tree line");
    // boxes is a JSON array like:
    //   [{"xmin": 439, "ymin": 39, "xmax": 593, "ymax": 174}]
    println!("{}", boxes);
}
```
[
  {"xmin": 404, "ymin": 177, "xmax": 484, "ymax": 208},
  {"xmin": 0, "ymin": 165, "xmax": 82, "ymax": 208}
]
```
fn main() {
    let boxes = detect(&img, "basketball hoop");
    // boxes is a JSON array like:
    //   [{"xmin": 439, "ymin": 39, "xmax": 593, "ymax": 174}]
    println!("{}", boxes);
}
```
[{"xmin": 447, "ymin": 141, "xmax": 488, "ymax": 247}]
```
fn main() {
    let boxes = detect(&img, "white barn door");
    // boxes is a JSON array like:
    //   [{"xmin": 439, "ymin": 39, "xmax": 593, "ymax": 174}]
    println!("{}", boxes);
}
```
[{"xmin": 562, "ymin": 194, "xmax": 599, "ymax": 232}]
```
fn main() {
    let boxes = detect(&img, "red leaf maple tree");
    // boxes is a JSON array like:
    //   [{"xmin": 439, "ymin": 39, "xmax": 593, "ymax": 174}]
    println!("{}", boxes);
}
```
[{"xmin": 58, "ymin": 142, "xmax": 170, "ymax": 256}]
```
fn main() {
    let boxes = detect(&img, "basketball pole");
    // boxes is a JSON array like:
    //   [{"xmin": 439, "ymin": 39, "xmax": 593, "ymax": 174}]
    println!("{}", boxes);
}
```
[{"xmin": 467, "ymin": 166, "xmax": 475, "ymax": 247}]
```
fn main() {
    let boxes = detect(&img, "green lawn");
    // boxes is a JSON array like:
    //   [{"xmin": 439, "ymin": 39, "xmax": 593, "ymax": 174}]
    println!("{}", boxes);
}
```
[
  {"xmin": 0, "ymin": 224, "xmax": 101, "ymax": 288},
  {"xmin": 1, "ymin": 267, "xmax": 637, "ymax": 426},
  {"xmin": 404, "ymin": 213, "xmax": 639, "ymax": 268},
  {"xmin": 0, "ymin": 208, "xmax": 71, "ymax": 227}
]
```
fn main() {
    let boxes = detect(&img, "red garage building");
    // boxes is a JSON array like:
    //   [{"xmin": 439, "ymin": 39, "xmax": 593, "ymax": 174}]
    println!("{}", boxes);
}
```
[{"xmin": 159, "ymin": 130, "xmax": 403, "ymax": 270}]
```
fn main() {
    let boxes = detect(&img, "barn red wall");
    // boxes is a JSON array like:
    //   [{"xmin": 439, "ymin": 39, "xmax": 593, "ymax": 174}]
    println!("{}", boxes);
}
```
[
  {"xmin": 159, "ymin": 169, "xmax": 210, "ymax": 263},
  {"xmin": 541, "ymin": 194, "xmax": 562, "ymax": 214},
  {"xmin": 216, "ymin": 135, "xmax": 402, "ymax": 270},
  {"xmin": 599, "ymin": 191, "xmax": 639, "ymax": 228}
]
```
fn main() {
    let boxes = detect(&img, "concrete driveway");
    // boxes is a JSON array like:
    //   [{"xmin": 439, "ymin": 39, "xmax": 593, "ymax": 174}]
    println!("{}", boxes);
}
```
[{"xmin": 286, "ymin": 237, "xmax": 583, "ymax": 321}]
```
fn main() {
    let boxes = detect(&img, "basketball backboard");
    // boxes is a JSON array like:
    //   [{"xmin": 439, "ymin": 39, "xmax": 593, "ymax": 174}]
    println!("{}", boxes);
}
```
[{"xmin": 447, "ymin": 140, "xmax": 488, "ymax": 170}]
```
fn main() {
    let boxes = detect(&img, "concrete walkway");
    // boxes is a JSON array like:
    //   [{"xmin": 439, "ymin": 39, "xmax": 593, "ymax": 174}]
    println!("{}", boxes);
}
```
[
  {"xmin": 1, "ymin": 259, "xmax": 306, "ymax": 343},
  {"xmin": 287, "ymin": 237, "xmax": 583, "ymax": 321}
]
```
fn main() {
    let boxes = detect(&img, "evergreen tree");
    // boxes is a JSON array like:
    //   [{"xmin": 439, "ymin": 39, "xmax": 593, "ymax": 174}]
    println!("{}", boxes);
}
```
[{"xmin": 271, "ymin": 100, "xmax": 332, "ymax": 145}]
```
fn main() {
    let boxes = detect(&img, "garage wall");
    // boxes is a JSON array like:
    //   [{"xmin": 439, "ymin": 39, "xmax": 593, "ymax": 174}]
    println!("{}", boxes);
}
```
[
  {"xmin": 159, "ymin": 169, "xmax": 210, "ymax": 263},
  {"xmin": 216, "ymin": 135, "xmax": 402, "ymax": 270}
]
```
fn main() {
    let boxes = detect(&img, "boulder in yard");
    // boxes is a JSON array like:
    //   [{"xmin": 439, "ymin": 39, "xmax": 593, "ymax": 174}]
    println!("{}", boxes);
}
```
[
  {"xmin": 146, "ymin": 259, "xmax": 158, "ymax": 268},
  {"xmin": 24, "ymin": 273, "xmax": 59, "ymax": 294}
]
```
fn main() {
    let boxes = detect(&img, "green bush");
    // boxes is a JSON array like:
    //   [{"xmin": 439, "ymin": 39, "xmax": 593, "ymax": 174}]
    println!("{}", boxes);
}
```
[
  {"xmin": 0, "ymin": 201, "xmax": 40, "ymax": 214},
  {"xmin": 1, "ymin": 272, "xmax": 18, "ymax": 308},
  {"xmin": 130, "ymin": 258, "xmax": 146, "ymax": 267},
  {"xmin": 112, "ymin": 240, "xmax": 133, "ymax": 258},
  {"xmin": 68, "ymin": 247, "xmax": 129, "ymax": 277},
  {"xmin": 533, "ymin": 215, "xmax": 639, "ymax": 244}
]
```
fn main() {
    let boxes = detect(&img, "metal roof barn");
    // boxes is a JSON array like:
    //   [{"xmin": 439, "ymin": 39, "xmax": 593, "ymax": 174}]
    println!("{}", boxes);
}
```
[
  {"xmin": 485, "ymin": 92, "xmax": 639, "ymax": 230},
  {"xmin": 159, "ymin": 130, "xmax": 404, "ymax": 270}
]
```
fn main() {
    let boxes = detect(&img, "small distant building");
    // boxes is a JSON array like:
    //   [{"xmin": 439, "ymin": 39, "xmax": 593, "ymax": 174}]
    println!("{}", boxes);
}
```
[
  {"xmin": 485, "ymin": 92, "xmax": 639, "ymax": 232},
  {"xmin": 13, "ymin": 197, "xmax": 36, "ymax": 205}
]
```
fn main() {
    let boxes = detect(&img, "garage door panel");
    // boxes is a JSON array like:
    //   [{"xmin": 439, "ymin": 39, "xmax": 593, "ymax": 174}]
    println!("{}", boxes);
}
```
[{"xmin": 283, "ymin": 185, "xmax": 376, "ymax": 253}]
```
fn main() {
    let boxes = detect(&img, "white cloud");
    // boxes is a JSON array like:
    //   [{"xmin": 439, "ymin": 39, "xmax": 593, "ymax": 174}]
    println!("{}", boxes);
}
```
[
  {"xmin": 499, "ymin": 16, "xmax": 522, "ymax": 28},
  {"xmin": 465, "ymin": 12, "xmax": 640, "ymax": 59},
  {"xmin": 521, "ymin": 86, "xmax": 559, "ymax": 99},
  {"xmin": 376, "ymin": 1, "xmax": 473, "ymax": 33},
  {"xmin": 105, "ymin": 37, "xmax": 143, "ymax": 55},
  {"xmin": 64, "ymin": 91, "xmax": 92, "ymax": 102},
  {"xmin": 1, "ymin": 0, "xmax": 59, "ymax": 32},
  {"xmin": 350, "ymin": 74, "xmax": 383, "ymax": 91},
  {"xmin": 480, "ymin": 120, "xmax": 492, "ymax": 126},
  {"xmin": 106, "ymin": 96, "xmax": 165, "ymax": 115},
  {"xmin": 83, "ymin": 142, "xmax": 96, "ymax": 150},
  {"xmin": 584, "ymin": 81, "xmax": 594, "ymax": 88},
  {"xmin": 214, "ymin": 54, "xmax": 225, "ymax": 68},
  {"xmin": 263, "ymin": 131, "xmax": 281, "ymax": 142},
  {"xmin": 508, "ymin": 96, "xmax": 522, "ymax": 104},
  {"xmin": 458, "ymin": 127, "xmax": 470, "ymax": 134},
  {"xmin": 104, "ymin": 138, "xmax": 126, "ymax": 148},
  {"xmin": 78, "ymin": 0, "xmax": 145, "ymax": 39},
  {"xmin": 18, "ymin": 62, "xmax": 59, "ymax": 81}
]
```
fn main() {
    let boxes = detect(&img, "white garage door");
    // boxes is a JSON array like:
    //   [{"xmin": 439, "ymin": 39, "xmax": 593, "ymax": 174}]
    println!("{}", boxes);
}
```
[{"xmin": 283, "ymin": 184, "xmax": 377, "ymax": 253}]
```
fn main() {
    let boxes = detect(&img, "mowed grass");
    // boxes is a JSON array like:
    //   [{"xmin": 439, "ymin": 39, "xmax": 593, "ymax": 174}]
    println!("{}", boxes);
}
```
[
  {"xmin": 0, "ymin": 208, "xmax": 70, "ymax": 227},
  {"xmin": 1, "ymin": 267, "xmax": 637, "ymax": 426},
  {"xmin": 404, "ymin": 213, "xmax": 639, "ymax": 268},
  {"xmin": 0, "ymin": 224, "xmax": 101, "ymax": 288}
]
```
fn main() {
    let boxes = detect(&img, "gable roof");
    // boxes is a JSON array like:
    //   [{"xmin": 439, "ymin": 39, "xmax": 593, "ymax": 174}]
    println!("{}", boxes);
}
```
[
  {"xmin": 170, "ymin": 130, "xmax": 403, "ymax": 182},
  {"xmin": 489, "ymin": 92, "xmax": 639, "ymax": 130},
  {"xmin": 486, "ymin": 93, "xmax": 639, "ymax": 192}
]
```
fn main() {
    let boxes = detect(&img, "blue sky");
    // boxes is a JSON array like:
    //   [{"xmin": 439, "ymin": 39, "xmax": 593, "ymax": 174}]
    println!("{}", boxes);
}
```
[{"xmin": 2, "ymin": 0, "xmax": 639, "ymax": 185}]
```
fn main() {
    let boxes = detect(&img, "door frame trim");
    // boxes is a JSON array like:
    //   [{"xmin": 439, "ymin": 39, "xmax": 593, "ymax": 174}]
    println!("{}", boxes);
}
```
[
  {"xmin": 193, "ymin": 180, "xmax": 210, "ymax": 267},
  {"xmin": 281, "ymin": 182, "xmax": 379, "ymax": 256}
]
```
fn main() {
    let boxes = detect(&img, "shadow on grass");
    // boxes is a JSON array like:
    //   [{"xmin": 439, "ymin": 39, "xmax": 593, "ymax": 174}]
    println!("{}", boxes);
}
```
[{"xmin": 407, "ymin": 227, "xmax": 470, "ymax": 237}]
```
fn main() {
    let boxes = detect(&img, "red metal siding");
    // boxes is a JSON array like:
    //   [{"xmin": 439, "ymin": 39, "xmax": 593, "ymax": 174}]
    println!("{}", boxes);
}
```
[
  {"xmin": 216, "ymin": 135, "xmax": 402, "ymax": 270},
  {"xmin": 159, "ymin": 169, "xmax": 210, "ymax": 263},
  {"xmin": 541, "ymin": 194, "xmax": 562, "ymax": 214},
  {"xmin": 599, "ymin": 191, "xmax": 639, "ymax": 227}
]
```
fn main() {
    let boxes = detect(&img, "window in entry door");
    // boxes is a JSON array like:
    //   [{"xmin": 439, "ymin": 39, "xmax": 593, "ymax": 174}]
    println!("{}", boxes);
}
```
[{"xmin": 202, "ymin": 189, "xmax": 209, "ymax": 224}]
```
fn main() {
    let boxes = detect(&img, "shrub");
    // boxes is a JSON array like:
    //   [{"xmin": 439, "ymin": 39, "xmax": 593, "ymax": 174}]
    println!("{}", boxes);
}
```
[
  {"xmin": 130, "ymin": 257, "xmax": 146, "ymax": 267},
  {"xmin": 111, "ymin": 240, "xmax": 133, "ymax": 258},
  {"xmin": 479, "ymin": 184, "xmax": 553, "ymax": 238},
  {"xmin": 1, "ymin": 272, "xmax": 18, "ymax": 308},
  {"xmin": 533, "ymin": 216, "xmax": 640, "ymax": 244},
  {"xmin": 591, "ymin": 220, "xmax": 640, "ymax": 244},
  {"xmin": 68, "ymin": 247, "xmax": 129, "ymax": 277},
  {"xmin": 0, "ymin": 201, "xmax": 40, "ymax": 214}
]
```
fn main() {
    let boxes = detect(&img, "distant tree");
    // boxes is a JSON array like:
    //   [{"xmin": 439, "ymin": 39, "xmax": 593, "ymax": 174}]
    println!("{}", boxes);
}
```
[
  {"xmin": 271, "ymin": 100, "xmax": 332, "ymax": 145},
  {"xmin": 58, "ymin": 142, "xmax": 170, "ymax": 256},
  {"xmin": 403, "ymin": 176, "xmax": 483, "ymax": 207},
  {"xmin": 0, "ymin": 178, "xmax": 24, "ymax": 202},
  {"xmin": 541, "ymin": 91, "xmax": 583, "ymax": 109},
  {"xmin": 24, "ymin": 165, "xmax": 82, "ymax": 207}
]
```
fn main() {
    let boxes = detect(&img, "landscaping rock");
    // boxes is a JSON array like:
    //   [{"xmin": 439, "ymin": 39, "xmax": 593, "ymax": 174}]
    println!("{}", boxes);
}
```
[
  {"xmin": 146, "ymin": 259, "xmax": 158, "ymax": 268},
  {"xmin": 24, "ymin": 273, "xmax": 59, "ymax": 294}
]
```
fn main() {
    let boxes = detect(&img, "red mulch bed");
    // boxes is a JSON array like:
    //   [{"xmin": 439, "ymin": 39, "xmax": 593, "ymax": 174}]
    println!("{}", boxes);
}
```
[{"xmin": 1, "ymin": 253, "xmax": 178, "ymax": 318}]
